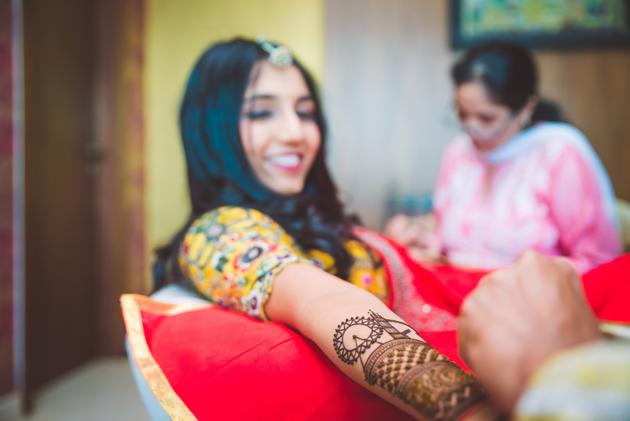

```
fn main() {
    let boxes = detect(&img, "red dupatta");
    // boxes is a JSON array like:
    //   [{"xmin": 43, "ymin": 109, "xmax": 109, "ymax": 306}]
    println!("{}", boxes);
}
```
[
  {"xmin": 357, "ymin": 228, "xmax": 630, "ymax": 368},
  {"xmin": 122, "ymin": 229, "xmax": 629, "ymax": 420}
]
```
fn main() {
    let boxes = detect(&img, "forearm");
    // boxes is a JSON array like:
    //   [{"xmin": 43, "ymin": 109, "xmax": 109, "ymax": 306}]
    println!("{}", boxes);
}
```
[{"xmin": 267, "ymin": 263, "xmax": 495, "ymax": 420}]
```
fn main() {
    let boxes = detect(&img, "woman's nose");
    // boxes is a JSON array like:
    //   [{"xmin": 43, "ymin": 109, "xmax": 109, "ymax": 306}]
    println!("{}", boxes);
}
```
[
  {"xmin": 277, "ymin": 108, "xmax": 304, "ymax": 143},
  {"xmin": 461, "ymin": 117, "xmax": 483, "ymax": 130}
]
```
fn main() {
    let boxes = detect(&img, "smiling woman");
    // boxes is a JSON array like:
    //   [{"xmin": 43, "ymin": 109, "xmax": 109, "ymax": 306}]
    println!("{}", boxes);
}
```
[
  {"xmin": 124, "ymin": 37, "xmax": 499, "ymax": 420},
  {"xmin": 239, "ymin": 61, "xmax": 321, "ymax": 195}
]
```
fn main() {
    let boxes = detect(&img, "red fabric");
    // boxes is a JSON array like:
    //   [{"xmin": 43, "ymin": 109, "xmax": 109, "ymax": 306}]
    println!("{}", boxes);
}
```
[
  {"xmin": 422, "ymin": 253, "xmax": 630, "ymax": 323},
  {"xmin": 386, "ymin": 232, "xmax": 630, "ymax": 323},
  {"xmin": 383, "ymin": 237, "xmax": 486, "ymax": 314},
  {"xmin": 582, "ymin": 253, "xmax": 630, "ymax": 323},
  {"xmin": 132, "ymin": 237, "xmax": 629, "ymax": 420},
  {"xmin": 378, "ymin": 237, "xmax": 630, "ymax": 367},
  {"xmin": 371, "ymin": 236, "xmax": 483, "ymax": 368},
  {"xmin": 144, "ymin": 305, "xmax": 414, "ymax": 421}
]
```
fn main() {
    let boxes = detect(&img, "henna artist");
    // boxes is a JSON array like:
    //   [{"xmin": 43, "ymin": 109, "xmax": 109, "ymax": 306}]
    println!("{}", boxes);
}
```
[
  {"xmin": 385, "ymin": 42, "xmax": 620, "ymax": 273},
  {"xmin": 151, "ymin": 38, "xmax": 499, "ymax": 420}
]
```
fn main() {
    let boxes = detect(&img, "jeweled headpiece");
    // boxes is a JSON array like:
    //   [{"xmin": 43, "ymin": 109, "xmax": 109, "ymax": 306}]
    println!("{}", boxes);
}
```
[{"xmin": 257, "ymin": 37, "xmax": 293, "ymax": 67}]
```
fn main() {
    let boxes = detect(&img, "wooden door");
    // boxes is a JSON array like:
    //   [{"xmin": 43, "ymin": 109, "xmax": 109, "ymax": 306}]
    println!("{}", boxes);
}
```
[
  {"xmin": 21, "ymin": 0, "xmax": 146, "ymax": 410},
  {"xmin": 0, "ymin": 0, "xmax": 18, "ymax": 402},
  {"xmin": 23, "ymin": 0, "xmax": 97, "ymax": 403}
]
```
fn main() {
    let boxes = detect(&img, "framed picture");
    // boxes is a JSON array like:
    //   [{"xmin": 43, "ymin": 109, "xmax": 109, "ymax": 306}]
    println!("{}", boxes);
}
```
[{"xmin": 450, "ymin": 0, "xmax": 630, "ymax": 49}]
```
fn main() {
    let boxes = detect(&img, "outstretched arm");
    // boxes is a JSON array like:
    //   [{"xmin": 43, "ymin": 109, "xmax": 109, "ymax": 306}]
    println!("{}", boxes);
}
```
[
  {"xmin": 267, "ymin": 263, "xmax": 495, "ymax": 421},
  {"xmin": 181, "ymin": 207, "xmax": 495, "ymax": 419}
]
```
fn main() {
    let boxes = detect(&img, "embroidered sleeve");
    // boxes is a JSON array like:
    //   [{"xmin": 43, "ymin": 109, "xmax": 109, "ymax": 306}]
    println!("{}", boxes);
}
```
[
  {"xmin": 179, "ymin": 207, "xmax": 309, "ymax": 320},
  {"xmin": 345, "ymin": 239, "xmax": 390, "ymax": 303}
]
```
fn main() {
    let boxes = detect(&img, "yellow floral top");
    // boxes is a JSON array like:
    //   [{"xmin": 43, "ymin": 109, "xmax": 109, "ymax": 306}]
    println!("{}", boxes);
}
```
[{"xmin": 179, "ymin": 206, "xmax": 389, "ymax": 320}]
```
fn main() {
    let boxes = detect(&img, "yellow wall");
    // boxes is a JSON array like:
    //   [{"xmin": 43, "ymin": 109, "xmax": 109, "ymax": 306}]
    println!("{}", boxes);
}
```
[{"xmin": 146, "ymin": 0, "xmax": 324, "ymax": 252}]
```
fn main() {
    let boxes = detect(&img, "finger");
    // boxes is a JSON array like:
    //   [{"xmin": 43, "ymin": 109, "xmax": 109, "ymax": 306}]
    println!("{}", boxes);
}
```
[
  {"xmin": 518, "ymin": 249, "xmax": 545, "ymax": 266},
  {"xmin": 457, "ymin": 329, "xmax": 474, "ymax": 366}
]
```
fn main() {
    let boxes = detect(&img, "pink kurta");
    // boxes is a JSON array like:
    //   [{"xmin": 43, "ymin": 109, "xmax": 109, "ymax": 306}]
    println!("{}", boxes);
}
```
[{"xmin": 433, "ymin": 122, "xmax": 621, "ymax": 273}]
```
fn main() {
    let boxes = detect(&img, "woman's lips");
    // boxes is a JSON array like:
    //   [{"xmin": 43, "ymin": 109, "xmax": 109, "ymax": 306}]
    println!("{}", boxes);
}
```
[{"xmin": 267, "ymin": 153, "xmax": 302, "ymax": 173}]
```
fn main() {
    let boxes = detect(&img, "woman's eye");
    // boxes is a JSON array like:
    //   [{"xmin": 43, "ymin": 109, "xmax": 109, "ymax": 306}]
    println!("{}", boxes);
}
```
[
  {"xmin": 244, "ymin": 109, "xmax": 274, "ymax": 120},
  {"xmin": 479, "ymin": 115, "xmax": 498, "ymax": 124},
  {"xmin": 297, "ymin": 109, "xmax": 317, "ymax": 120}
]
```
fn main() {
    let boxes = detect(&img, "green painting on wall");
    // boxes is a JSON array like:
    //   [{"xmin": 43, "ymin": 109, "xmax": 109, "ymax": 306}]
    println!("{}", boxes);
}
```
[{"xmin": 451, "ymin": 0, "xmax": 630, "ymax": 48}]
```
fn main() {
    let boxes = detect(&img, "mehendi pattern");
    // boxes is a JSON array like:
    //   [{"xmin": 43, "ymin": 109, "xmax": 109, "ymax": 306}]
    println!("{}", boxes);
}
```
[{"xmin": 333, "ymin": 311, "xmax": 486, "ymax": 420}]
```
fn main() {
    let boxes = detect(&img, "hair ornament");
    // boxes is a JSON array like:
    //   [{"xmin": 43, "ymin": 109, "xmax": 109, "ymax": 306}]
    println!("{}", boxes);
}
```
[{"xmin": 257, "ymin": 37, "xmax": 293, "ymax": 67}]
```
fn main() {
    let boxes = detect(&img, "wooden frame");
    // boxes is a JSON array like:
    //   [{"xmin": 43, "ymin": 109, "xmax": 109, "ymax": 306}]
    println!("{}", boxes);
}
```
[{"xmin": 450, "ymin": 0, "xmax": 630, "ymax": 49}]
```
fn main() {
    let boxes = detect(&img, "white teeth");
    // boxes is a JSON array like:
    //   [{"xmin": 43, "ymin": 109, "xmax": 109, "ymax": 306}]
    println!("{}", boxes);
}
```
[{"xmin": 268, "ymin": 154, "xmax": 300, "ymax": 166}]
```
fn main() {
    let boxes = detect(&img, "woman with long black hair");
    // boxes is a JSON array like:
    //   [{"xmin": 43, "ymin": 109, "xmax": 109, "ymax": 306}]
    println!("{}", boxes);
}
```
[{"xmin": 139, "ymin": 37, "xmax": 493, "ymax": 420}]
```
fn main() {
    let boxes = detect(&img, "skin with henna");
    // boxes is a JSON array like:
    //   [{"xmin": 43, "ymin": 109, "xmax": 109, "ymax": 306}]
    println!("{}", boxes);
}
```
[
  {"xmin": 266, "ymin": 263, "xmax": 498, "ymax": 420},
  {"xmin": 243, "ymin": 61, "xmax": 498, "ymax": 420},
  {"xmin": 172, "ymin": 40, "xmax": 500, "ymax": 420},
  {"xmin": 332, "ymin": 311, "xmax": 484, "ymax": 420}
]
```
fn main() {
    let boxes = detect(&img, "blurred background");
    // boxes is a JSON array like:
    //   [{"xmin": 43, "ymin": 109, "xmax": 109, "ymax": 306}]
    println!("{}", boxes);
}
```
[{"xmin": 1, "ymin": 0, "xmax": 629, "ymax": 419}]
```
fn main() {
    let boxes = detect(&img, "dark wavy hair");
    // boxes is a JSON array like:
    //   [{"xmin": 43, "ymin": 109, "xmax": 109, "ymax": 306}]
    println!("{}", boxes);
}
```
[
  {"xmin": 452, "ymin": 41, "xmax": 565, "ymax": 123},
  {"xmin": 153, "ymin": 38, "xmax": 359, "ymax": 289}
]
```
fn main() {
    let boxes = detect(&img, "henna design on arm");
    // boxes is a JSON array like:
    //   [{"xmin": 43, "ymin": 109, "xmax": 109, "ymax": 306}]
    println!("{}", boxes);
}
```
[{"xmin": 333, "ymin": 311, "xmax": 486, "ymax": 421}]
